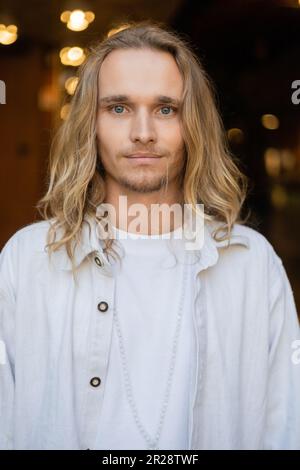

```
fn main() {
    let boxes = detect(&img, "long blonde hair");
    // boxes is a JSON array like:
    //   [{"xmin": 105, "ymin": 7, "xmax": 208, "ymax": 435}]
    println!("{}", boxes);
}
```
[{"xmin": 37, "ymin": 19, "xmax": 250, "ymax": 275}]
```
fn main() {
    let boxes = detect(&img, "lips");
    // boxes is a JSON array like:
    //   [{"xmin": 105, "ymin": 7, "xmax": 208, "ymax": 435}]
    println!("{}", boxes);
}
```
[
  {"xmin": 127, "ymin": 154, "xmax": 160, "ymax": 158},
  {"xmin": 125, "ymin": 154, "xmax": 162, "ymax": 164}
]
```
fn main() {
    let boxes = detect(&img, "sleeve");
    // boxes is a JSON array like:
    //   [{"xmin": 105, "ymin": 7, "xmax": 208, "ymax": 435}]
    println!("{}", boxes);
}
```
[
  {"xmin": 0, "ymin": 236, "xmax": 17, "ymax": 450},
  {"xmin": 263, "ymin": 245, "xmax": 300, "ymax": 449}
]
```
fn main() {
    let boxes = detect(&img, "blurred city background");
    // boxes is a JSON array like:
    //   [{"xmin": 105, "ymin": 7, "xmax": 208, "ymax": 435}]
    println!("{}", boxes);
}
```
[{"xmin": 0, "ymin": 0, "xmax": 299, "ymax": 314}]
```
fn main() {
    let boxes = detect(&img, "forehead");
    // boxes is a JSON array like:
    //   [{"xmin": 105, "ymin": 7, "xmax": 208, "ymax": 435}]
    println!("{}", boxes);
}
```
[{"xmin": 98, "ymin": 48, "xmax": 183, "ymax": 99}]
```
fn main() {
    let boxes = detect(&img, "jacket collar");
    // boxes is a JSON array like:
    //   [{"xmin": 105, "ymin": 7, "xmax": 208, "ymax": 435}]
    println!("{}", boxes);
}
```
[{"xmin": 49, "ymin": 214, "xmax": 250, "ymax": 274}]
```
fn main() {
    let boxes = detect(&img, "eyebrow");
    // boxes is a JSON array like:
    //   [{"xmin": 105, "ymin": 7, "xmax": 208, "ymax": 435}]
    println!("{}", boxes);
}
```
[{"xmin": 98, "ymin": 94, "xmax": 181, "ymax": 107}]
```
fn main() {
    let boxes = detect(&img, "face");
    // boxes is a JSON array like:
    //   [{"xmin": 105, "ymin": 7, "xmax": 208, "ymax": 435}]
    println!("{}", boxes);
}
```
[{"xmin": 96, "ymin": 48, "xmax": 186, "ymax": 196}]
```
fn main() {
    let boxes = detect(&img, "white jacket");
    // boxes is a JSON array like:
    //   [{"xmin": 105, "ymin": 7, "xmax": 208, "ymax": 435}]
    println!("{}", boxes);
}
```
[{"xmin": 0, "ymin": 216, "xmax": 299, "ymax": 449}]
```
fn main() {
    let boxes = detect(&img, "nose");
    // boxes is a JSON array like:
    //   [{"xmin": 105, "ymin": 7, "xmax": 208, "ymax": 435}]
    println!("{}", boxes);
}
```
[{"xmin": 129, "ymin": 109, "xmax": 157, "ymax": 144}]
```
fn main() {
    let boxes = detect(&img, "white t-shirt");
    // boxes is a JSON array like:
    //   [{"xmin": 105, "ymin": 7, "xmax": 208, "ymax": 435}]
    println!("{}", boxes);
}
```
[{"xmin": 93, "ymin": 224, "xmax": 197, "ymax": 450}]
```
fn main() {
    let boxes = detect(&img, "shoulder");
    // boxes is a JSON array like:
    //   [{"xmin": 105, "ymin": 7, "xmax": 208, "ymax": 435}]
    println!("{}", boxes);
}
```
[
  {"xmin": 231, "ymin": 222, "xmax": 282, "ymax": 264},
  {"xmin": 232, "ymin": 222, "xmax": 269, "ymax": 243},
  {"xmin": 0, "ymin": 219, "xmax": 57, "ymax": 299},
  {"xmin": 208, "ymin": 221, "xmax": 295, "ymax": 309},
  {"xmin": 0, "ymin": 219, "xmax": 54, "ymax": 257},
  {"xmin": 212, "ymin": 220, "xmax": 278, "ymax": 254},
  {"xmin": 209, "ymin": 220, "xmax": 284, "ymax": 276},
  {"xmin": 0, "ymin": 220, "xmax": 55, "ymax": 282}
]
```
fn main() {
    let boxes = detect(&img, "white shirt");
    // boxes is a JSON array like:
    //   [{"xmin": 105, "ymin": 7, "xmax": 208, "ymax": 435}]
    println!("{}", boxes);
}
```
[
  {"xmin": 93, "ymin": 224, "xmax": 197, "ymax": 450},
  {"xmin": 0, "ymin": 215, "xmax": 300, "ymax": 450}
]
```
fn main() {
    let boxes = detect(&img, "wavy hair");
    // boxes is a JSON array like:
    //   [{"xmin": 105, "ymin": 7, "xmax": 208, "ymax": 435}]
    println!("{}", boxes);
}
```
[{"xmin": 37, "ymin": 19, "xmax": 250, "ymax": 276}]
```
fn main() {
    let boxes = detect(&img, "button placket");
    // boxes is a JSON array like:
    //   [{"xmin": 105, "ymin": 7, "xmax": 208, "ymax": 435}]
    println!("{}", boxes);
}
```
[{"xmin": 83, "ymin": 259, "xmax": 115, "ymax": 448}]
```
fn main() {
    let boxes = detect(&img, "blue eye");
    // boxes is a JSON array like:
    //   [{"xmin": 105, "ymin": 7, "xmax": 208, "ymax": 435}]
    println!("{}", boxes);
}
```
[
  {"xmin": 160, "ymin": 106, "xmax": 175, "ymax": 115},
  {"xmin": 111, "ymin": 105, "xmax": 125, "ymax": 114}
]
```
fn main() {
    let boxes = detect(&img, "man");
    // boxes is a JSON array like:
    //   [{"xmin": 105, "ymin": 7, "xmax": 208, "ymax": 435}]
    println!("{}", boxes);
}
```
[{"xmin": 0, "ymin": 21, "xmax": 300, "ymax": 450}]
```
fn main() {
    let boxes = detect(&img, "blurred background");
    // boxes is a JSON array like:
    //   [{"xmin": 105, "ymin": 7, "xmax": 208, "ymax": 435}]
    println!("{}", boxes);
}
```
[{"xmin": 0, "ymin": 0, "xmax": 299, "ymax": 314}]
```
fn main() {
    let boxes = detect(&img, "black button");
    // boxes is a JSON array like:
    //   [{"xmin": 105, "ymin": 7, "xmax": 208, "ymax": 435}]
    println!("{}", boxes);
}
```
[
  {"xmin": 97, "ymin": 301, "xmax": 108, "ymax": 312},
  {"xmin": 94, "ymin": 256, "xmax": 103, "ymax": 267},
  {"xmin": 90, "ymin": 377, "xmax": 101, "ymax": 387}
]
